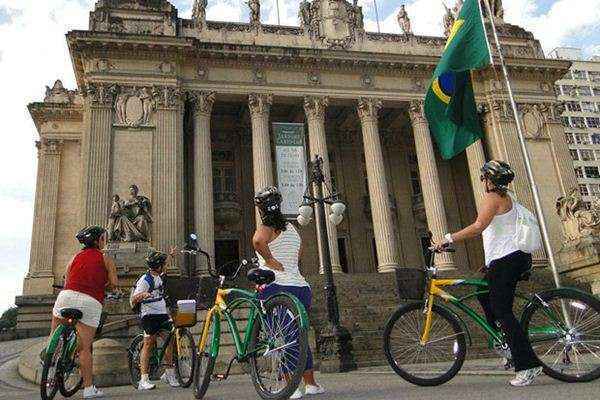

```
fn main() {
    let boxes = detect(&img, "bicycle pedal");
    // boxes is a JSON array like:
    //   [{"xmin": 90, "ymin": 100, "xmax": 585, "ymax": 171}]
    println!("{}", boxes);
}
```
[{"xmin": 214, "ymin": 374, "xmax": 227, "ymax": 381}]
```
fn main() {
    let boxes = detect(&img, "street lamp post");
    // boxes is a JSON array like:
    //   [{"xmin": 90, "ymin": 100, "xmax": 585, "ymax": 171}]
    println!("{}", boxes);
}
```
[{"xmin": 298, "ymin": 155, "xmax": 356, "ymax": 373}]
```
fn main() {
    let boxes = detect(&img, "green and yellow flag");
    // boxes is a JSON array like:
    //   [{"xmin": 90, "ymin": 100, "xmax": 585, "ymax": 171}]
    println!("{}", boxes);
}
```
[{"xmin": 424, "ymin": 0, "xmax": 490, "ymax": 160}]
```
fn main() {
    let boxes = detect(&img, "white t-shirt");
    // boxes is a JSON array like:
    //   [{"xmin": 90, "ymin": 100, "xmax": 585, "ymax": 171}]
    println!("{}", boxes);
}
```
[{"xmin": 133, "ymin": 273, "xmax": 168, "ymax": 317}]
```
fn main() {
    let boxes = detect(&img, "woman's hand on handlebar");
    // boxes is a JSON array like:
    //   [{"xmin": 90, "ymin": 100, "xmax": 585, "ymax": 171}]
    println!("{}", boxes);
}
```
[
  {"xmin": 265, "ymin": 257, "xmax": 284, "ymax": 272},
  {"xmin": 430, "ymin": 239, "xmax": 454, "ymax": 253}
]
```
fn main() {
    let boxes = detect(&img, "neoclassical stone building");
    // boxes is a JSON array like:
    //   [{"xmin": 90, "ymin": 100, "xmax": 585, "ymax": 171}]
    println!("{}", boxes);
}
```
[{"xmin": 18, "ymin": 0, "xmax": 576, "ymax": 333}]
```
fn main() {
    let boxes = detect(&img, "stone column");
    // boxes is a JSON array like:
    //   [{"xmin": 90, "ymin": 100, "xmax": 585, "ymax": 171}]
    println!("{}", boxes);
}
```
[
  {"xmin": 81, "ymin": 83, "xmax": 116, "ymax": 226},
  {"xmin": 24, "ymin": 139, "xmax": 62, "ymax": 295},
  {"xmin": 191, "ymin": 91, "xmax": 216, "ymax": 275},
  {"xmin": 248, "ymin": 93, "xmax": 274, "ymax": 226},
  {"xmin": 153, "ymin": 87, "xmax": 185, "ymax": 266},
  {"xmin": 304, "ymin": 96, "xmax": 342, "ymax": 273},
  {"xmin": 542, "ymin": 102, "xmax": 578, "ymax": 194},
  {"xmin": 357, "ymin": 98, "xmax": 400, "ymax": 273},
  {"xmin": 408, "ymin": 100, "xmax": 454, "ymax": 269}
]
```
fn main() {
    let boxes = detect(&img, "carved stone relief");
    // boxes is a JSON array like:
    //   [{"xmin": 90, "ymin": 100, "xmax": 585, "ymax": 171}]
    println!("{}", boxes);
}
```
[
  {"xmin": 308, "ymin": 0, "xmax": 363, "ymax": 49},
  {"xmin": 520, "ymin": 104, "xmax": 546, "ymax": 140},
  {"xmin": 253, "ymin": 67, "xmax": 266, "ymax": 84},
  {"xmin": 557, "ymin": 188, "xmax": 600, "ymax": 243},
  {"xmin": 114, "ymin": 87, "xmax": 155, "ymax": 127},
  {"xmin": 307, "ymin": 71, "xmax": 321, "ymax": 85}
]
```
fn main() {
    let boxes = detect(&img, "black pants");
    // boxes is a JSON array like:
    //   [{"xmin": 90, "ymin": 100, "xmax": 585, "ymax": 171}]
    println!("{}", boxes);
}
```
[{"xmin": 477, "ymin": 251, "xmax": 541, "ymax": 372}]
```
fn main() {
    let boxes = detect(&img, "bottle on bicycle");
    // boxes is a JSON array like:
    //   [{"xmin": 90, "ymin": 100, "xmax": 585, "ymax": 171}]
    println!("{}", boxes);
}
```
[
  {"xmin": 435, "ymin": 160, "xmax": 542, "ymax": 386},
  {"xmin": 130, "ymin": 248, "xmax": 180, "ymax": 390},
  {"xmin": 253, "ymin": 186, "xmax": 324, "ymax": 399},
  {"xmin": 46, "ymin": 225, "xmax": 119, "ymax": 399}
]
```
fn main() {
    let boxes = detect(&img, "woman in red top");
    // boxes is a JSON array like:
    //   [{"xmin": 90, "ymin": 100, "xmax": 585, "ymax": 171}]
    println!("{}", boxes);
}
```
[{"xmin": 49, "ymin": 226, "xmax": 118, "ymax": 398}]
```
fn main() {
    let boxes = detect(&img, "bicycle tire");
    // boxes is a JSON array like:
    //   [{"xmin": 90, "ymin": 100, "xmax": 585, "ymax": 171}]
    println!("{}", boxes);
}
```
[
  {"xmin": 193, "ymin": 315, "xmax": 216, "ymax": 399},
  {"xmin": 127, "ymin": 334, "xmax": 145, "ymax": 389},
  {"xmin": 58, "ymin": 355, "xmax": 83, "ymax": 397},
  {"xmin": 521, "ymin": 288, "xmax": 600, "ymax": 383},
  {"xmin": 383, "ymin": 301, "xmax": 467, "ymax": 386},
  {"xmin": 248, "ymin": 295, "xmax": 309, "ymax": 400},
  {"xmin": 40, "ymin": 334, "xmax": 65, "ymax": 400},
  {"xmin": 174, "ymin": 328, "xmax": 197, "ymax": 388}
]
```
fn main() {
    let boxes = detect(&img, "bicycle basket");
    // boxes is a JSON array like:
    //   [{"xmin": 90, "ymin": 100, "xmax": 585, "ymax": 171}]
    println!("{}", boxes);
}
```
[
  {"xmin": 197, "ymin": 276, "xmax": 218, "ymax": 310},
  {"xmin": 162, "ymin": 276, "xmax": 200, "ymax": 308},
  {"xmin": 395, "ymin": 268, "xmax": 426, "ymax": 300}
]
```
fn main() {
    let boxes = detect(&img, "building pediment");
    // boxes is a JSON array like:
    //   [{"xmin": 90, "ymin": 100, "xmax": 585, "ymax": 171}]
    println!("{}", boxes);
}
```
[{"xmin": 90, "ymin": 0, "xmax": 178, "ymax": 36}]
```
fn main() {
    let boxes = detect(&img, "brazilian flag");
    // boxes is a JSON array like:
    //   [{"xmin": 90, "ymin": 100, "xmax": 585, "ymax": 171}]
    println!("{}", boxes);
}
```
[{"xmin": 424, "ymin": 0, "xmax": 491, "ymax": 160}]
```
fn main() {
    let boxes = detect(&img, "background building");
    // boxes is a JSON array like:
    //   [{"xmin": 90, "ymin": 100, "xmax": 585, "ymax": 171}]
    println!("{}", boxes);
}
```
[{"xmin": 550, "ymin": 47, "xmax": 600, "ymax": 205}]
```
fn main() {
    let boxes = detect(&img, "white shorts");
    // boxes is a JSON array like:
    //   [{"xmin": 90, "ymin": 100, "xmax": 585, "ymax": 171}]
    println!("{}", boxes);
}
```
[{"xmin": 52, "ymin": 290, "xmax": 103, "ymax": 328}]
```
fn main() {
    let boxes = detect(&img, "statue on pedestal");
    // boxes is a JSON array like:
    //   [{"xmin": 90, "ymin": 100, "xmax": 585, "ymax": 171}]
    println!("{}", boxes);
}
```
[
  {"xmin": 443, "ymin": 4, "xmax": 455, "ymax": 37},
  {"xmin": 490, "ymin": 0, "xmax": 504, "ymax": 19},
  {"xmin": 246, "ymin": 0, "xmax": 260, "ymax": 28},
  {"xmin": 108, "ymin": 184, "xmax": 153, "ymax": 242},
  {"xmin": 556, "ymin": 187, "xmax": 600, "ymax": 242},
  {"xmin": 397, "ymin": 5, "xmax": 412, "ymax": 35},
  {"xmin": 192, "ymin": 0, "xmax": 207, "ymax": 28},
  {"xmin": 452, "ymin": 0, "xmax": 464, "ymax": 18},
  {"xmin": 299, "ymin": 0, "xmax": 311, "ymax": 30}
]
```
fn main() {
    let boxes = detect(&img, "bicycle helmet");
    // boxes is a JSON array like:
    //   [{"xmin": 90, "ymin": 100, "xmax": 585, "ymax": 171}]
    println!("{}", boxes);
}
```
[
  {"xmin": 254, "ymin": 186, "xmax": 283, "ymax": 214},
  {"xmin": 481, "ymin": 160, "xmax": 515, "ymax": 191},
  {"xmin": 76, "ymin": 226, "xmax": 107, "ymax": 248},
  {"xmin": 146, "ymin": 250, "xmax": 168, "ymax": 270}
]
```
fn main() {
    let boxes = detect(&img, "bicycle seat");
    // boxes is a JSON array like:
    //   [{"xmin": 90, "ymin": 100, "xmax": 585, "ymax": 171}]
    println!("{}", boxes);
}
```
[
  {"xmin": 60, "ymin": 308, "xmax": 83, "ymax": 321},
  {"xmin": 247, "ymin": 268, "xmax": 275, "ymax": 285}
]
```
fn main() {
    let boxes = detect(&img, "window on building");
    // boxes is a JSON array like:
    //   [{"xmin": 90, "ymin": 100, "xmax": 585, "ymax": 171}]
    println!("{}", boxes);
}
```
[
  {"xmin": 566, "ymin": 101, "xmax": 582, "ymax": 112},
  {"xmin": 575, "ymin": 133, "xmax": 590, "ymax": 144},
  {"xmin": 590, "ymin": 183, "xmax": 600, "ymax": 196},
  {"xmin": 589, "ymin": 71, "xmax": 600, "ymax": 83},
  {"xmin": 587, "ymin": 117, "xmax": 600, "ymax": 128},
  {"xmin": 578, "ymin": 86, "xmax": 593, "ymax": 96},
  {"xmin": 594, "ymin": 88, "xmax": 600, "ymax": 96},
  {"xmin": 570, "ymin": 149, "xmax": 580, "ymax": 161},
  {"xmin": 585, "ymin": 166, "xmax": 600, "ymax": 179},
  {"xmin": 575, "ymin": 167, "xmax": 584, "ymax": 178},
  {"xmin": 582, "ymin": 102, "xmax": 596, "ymax": 112},
  {"xmin": 562, "ymin": 117, "xmax": 570, "ymax": 127},
  {"xmin": 595, "ymin": 150, "xmax": 600, "ymax": 160},
  {"xmin": 581, "ymin": 149, "xmax": 595, "ymax": 161},
  {"xmin": 592, "ymin": 134, "xmax": 600, "ymax": 144},
  {"xmin": 554, "ymin": 86, "xmax": 561, "ymax": 97},
  {"xmin": 562, "ymin": 85, "xmax": 576, "ymax": 96},
  {"xmin": 571, "ymin": 117, "xmax": 586, "ymax": 128},
  {"xmin": 580, "ymin": 184, "xmax": 590, "ymax": 196},
  {"xmin": 565, "ymin": 133, "xmax": 574, "ymax": 144},
  {"xmin": 212, "ymin": 149, "xmax": 236, "ymax": 199},
  {"xmin": 572, "ymin": 70, "xmax": 587, "ymax": 80}
]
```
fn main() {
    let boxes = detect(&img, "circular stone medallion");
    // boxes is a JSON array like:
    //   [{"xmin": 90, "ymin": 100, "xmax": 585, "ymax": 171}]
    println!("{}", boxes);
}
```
[{"xmin": 125, "ymin": 96, "xmax": 143, "ymax": 126}]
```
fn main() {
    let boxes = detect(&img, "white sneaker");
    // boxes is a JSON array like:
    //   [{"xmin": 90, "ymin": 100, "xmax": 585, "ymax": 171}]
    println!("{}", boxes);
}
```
[
  {"xmin": 509, "ymin": 366, "xmax": 543, "ymax": 387},
  {"xmin": 161, "ymin": 372, "xmax": 180, "ymax": 387},
  {"xmin": 83, "ymin": 385, "xmax": 105, "ymax": 398},
  {"xmin": 290, "ymin": 387, "xmax": 303, "ymax": 399},
  {"xmin": 138, "ymin": 380, "xmax": 156, "ymax": 390},
  {"xmin": 305, "ymin": 384, "xmax": 326, "ymax": 395}
]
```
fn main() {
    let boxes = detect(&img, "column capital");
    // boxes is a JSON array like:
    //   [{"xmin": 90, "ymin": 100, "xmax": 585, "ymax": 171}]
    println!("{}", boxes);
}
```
[
  {"xmin": 189, "ymin": 90, "xmax": 216, "ymax": 116},
  {"xmin": 152, "ymin": 86, "xmax": 184, "ymax": 110},
  {"xmin": 82, "ymin": 82, "xmax": 118, "ymax": 107},
  {"xmin": 248, "ymin": 93, "xmax": 273, "ymax": 116},
  {"xmin": 408, "ymin": 100, "xmax": 426, "ymax": 124},
  {"xmin": 37, "ymin": 139, "xmax": 63, "ymax": 156},
  {"xmin": 357, "ymin": 97, "xmax": 383, "ymax": 122},
  {"xmin": 303, "ymin": 96, "xmax": 329, "ymax": 121}
]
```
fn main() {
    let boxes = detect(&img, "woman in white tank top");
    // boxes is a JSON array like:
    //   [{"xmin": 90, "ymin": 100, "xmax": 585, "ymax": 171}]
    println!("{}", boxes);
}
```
[
  {"xmin": 252, "ymin": 187, "xmax": 325, "ymax": 399},
  {"xmin": 434, "ymin": 161, "xmax": 542, "ymax": 387}
]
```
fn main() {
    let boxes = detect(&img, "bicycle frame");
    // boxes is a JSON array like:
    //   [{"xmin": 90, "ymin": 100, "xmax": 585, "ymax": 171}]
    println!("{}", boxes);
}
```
[{"xmin": 46, "ymin": 324, "xmax": 78, "ymax": 363}]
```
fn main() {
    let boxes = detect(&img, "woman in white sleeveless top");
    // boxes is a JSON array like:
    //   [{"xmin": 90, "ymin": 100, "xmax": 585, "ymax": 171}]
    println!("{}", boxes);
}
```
[
  {"xmin": 434, "ymin": 161, "xmax": 542, "ymax": 387},
  {"xmin": 252, "ymin": 186, "xmax": 325, "ymax": 399}
]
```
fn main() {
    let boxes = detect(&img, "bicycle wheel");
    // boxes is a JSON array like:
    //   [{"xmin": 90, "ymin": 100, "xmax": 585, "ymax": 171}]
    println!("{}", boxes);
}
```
[
  {"xmin": 127, "ymin": 334, "xmax": 144, "ymax": 389},
  {"xmin": 521, "ymin": 288, "xmax": 600, "ymax": 382},
  {"xmin": 193, "ymin": 315, "xmax": 216, "ymax": 399},
  {"xmin": 40, "ymin": 334, "xmax": 65, "ymax": 400},
  {"xmin": 174, "ymin": 328, "xmax": 197, "ymax": 388},
  {"xmin": 58, "ymin": 353, "xmax": 82, "ymax": 397},
  {"xmin": 248, "ymin": 295, "xmax": 308, "ymax": 400},
  {"xmin": 383, "ymin": 301, "xmax": 467, "ymax": 386}
]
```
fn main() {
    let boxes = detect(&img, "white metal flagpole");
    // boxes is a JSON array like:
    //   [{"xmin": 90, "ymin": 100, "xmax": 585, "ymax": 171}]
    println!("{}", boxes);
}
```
[
  {"xmin": 481, "ymin": 0, "xmax": 563, "ymax": 289},
  {"xmin": 373, "ymin": 0, "xmax": 381, "ymax": 33},
  {"xmin": 275, "ymin": 0, "xmax": 281, "ymax": 25}
]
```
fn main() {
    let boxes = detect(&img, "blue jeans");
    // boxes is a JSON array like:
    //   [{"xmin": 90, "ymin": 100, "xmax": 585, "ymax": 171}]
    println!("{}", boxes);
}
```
[{"xmin": 258, "ymin": 284, "xmax": 313, "ymax": 371}]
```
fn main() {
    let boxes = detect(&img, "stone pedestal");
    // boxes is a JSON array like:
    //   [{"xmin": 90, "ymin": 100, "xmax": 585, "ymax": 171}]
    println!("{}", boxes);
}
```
[
  {"xmin": 104, "ymin": 241, "xmax": 155, "ymax": 287},
  {"xmin": 92, "ymin": 339, "xmax": 130, "ymax": 387},
  {"xmin": 558, "ymin": 236, "xmax": 600, "ymax": 295},
  {"xmin": 316, "ymin": 324, "xmax": 357, "ymax": 373}
]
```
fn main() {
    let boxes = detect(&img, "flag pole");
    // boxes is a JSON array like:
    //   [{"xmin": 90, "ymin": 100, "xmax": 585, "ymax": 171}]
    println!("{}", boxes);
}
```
[
  {"xmin": 373, "ymin": 0, "xmax": 381, "ymax": 33},
  {"xmin": 275, "ymin": 0, "xmax": 281, "ymax": 25},
  {"xmin": 481, "ymin": 0, "xmax": 563, "ymax": 290}
]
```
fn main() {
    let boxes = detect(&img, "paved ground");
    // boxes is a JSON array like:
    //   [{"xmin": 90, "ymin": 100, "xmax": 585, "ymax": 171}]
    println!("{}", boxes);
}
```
[{"xmin": 2, "ymin": 338, "xmax": 600, "ymax": 400}]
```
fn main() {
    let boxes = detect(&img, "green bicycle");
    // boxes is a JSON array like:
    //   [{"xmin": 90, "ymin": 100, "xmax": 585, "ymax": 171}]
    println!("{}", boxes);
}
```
[
  {"xmin": 183, "ymin": 234, "xmax": 310, "ymax": 400},
  {"xmin": 40, "ymin": 289, "xmax": 123, "ymax": 400},
  {"xmin": 383, "ymin": 247, "xmax": 600, "ymax": 386}
]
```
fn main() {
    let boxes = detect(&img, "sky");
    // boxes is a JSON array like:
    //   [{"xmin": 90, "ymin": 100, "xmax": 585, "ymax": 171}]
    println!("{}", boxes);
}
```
[{"xmin": 0, "ymin": 0, "xmax": 599, "ymax": 314}]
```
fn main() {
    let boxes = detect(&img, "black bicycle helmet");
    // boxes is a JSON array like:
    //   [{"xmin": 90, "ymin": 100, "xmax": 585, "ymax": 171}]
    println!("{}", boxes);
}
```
[
  {"xmin": 76, "ymin": 226, "xmax": 106, "ymax": 248},
  {"xmin": 254, "ymin": 186, "xmax": 283, "ymax": 213},
  {"xmin": 146, "ymin": 250, "xmax": 168, "ymax": 270},
  {"xmin": 481, "ymin": 160, "xmax": 515, "ymax": 190}
]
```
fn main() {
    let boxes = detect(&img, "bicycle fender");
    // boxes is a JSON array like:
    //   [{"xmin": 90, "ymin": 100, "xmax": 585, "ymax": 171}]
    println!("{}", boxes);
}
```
[
  {"xmin": 436, "ymin": 303, "xmax": 473, "ymax": 346},
  {"xmin": 268, "ymin": 293, "xmax": 310, "ymax": 330},
  {"xmin": 46, "ymin": 324, "xmax": 66, "ymax": 355}
]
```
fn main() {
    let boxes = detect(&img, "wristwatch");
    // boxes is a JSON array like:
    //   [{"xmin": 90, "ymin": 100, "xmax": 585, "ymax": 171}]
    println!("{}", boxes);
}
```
[{"xmin": 444, "ymin": 233, "xmax": 454, "ymax": 243}]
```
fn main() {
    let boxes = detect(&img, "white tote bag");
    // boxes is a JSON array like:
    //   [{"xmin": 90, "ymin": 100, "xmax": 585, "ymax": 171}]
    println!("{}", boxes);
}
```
[{"xmin": 513, "ymin": 201, "xmax": 543, "ymax": 254}]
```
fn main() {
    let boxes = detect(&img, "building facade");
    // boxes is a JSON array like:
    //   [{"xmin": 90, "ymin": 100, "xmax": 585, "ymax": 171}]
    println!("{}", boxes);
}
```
[
  {"xmin": 549, "ymin": 47, "xmax": 600, "ymax": 205},
  {"xmin": 18, "ymin": 1, "xmax": 577, "ymax": 334}
]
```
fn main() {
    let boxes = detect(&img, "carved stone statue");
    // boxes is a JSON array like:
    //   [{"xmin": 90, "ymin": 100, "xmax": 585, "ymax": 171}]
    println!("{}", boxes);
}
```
[
  {"xmin": 443, "ymin": 4, "xmax": 455, "ymax": 37},
  {"xmin": 108, "ymin": 185, "xmax": 153, "ymax": 242},
  {"xmin": 490, "ymin": 0, "xmax": 504, "ymax": 19},
  {"xmin": 452, "ymin": 0, "xmax": 464, "ymax": 18},
  {"xmin": 299, "ymin": 0, "xmax": 311, "ymax": 30},
  {"xmin": 246, "ymin": 0, "xmax": 260, "ymax": 27},
  {"xmin": 556, "ymin": 187, "xmax": 600, "ymax": 242},
  {"xmin": 192, "ymin": 0, "xmax": 207, "ymax": 28},
  {"xmin": 397, "ymin": 5, "xmax": 412, "ymax": 35}
]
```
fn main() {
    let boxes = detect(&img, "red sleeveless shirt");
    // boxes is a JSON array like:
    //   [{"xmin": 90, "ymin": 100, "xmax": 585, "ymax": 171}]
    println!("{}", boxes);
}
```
[{"xmin": 65, "ymin": 248, "xmax": 108, "ymax": 304}]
